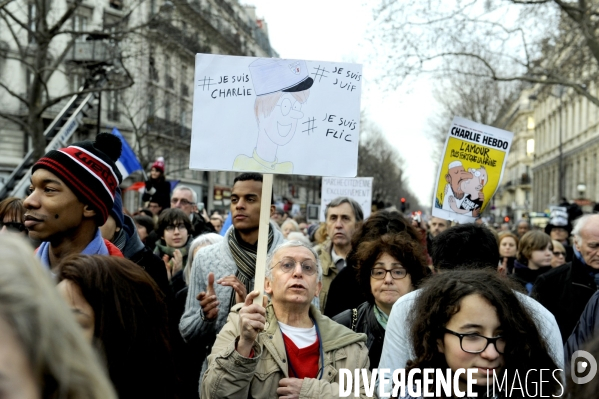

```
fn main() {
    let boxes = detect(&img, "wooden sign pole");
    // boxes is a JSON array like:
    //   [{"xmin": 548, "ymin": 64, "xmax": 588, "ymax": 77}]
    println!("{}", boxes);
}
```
[{"xmin": 253, "ymin": 173, "xmax": 273, "ymax": 304}]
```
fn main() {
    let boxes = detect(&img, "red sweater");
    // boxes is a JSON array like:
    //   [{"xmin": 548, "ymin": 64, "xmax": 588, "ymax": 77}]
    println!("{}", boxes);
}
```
[{"xmin": 282, "ymin": 333, "xmax": 320, "ymax": 379}]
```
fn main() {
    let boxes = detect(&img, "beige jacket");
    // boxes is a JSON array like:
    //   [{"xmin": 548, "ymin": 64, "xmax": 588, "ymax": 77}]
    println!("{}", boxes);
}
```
[
  {"xmin": 201, "ymin": 302, "xmax": 371, "ymax": 399},
  {"xmin": 313, "ymin": 240, "xmax": 337, "ymax": 313}
]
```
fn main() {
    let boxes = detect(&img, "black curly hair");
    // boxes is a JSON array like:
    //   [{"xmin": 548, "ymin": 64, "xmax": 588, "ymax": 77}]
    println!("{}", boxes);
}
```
[
  {"xmin": 407, "ymin": 269, "xmax": 561, "ymax": 397},
  {"xmin": 354, "ymin": 232, "xmax": 430, "ymax": 302}
]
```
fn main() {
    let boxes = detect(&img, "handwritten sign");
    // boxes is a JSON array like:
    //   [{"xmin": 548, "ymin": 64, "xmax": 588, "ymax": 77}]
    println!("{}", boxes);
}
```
[
  {"xmin": 189, "ymin": 54, "xmax": 362, "ymax": 177},
  {"xmin": 320, "ymin": 177, "xmax": 373, "ymax": 221},
  {"xmin": 432, "ymin": 116, "xmax": 513, "ymax": 224}
]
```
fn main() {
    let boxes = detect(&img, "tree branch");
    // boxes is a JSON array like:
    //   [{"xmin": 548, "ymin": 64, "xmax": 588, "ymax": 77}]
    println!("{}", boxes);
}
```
[
  {"xmin": 47, "ymin": 0, "xmax": 84, "ymax": 36},
  {"xmin": 0, "ymin": 80, "xmax": 29, "ymax": 106},
  {"xmin": 0, "ymin": 111, "xmax": 29, "ymax": 131}
]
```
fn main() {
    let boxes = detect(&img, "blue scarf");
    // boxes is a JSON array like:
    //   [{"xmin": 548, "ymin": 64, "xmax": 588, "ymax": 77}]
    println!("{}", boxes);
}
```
[{"xmin": 37, "ymin": 229, "xmax": 108, "ymax": 269}]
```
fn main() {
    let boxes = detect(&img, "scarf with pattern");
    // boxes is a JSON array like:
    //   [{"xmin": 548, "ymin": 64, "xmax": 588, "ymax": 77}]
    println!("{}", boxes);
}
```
[{"xmin": 227, "ymin": 227, "xmax": 274, "ymax": 310}]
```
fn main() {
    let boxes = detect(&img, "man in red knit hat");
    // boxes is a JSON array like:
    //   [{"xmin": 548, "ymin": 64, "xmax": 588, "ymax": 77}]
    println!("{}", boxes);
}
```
[{"xmin": 24, "ymin": 133, "xmax": 124, "ymax": 270}]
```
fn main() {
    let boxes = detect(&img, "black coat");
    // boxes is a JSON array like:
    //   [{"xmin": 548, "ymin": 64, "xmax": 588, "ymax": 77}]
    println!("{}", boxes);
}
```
[
  {"xmin": 143, "ymin": 178, "xmax": 171, "ymax": 211},
  {"xmin": 564, "ymin": 290, "xmax": 599, "ymax": 369},
  {"xmin": 532, "ymin": 254, "xmax": 598, "ymax": 342},
  {"xmin": 510, "ymin": 260, "xmax": 552, "ymax": 294},
  {"xmin": 190, "ymin": 213, "xmax": 215, "ymax": 237},
  {"xmin": 332, "ymin": 301, "xmax": 385, "ymax": 370},
  {"xmin": 324, "ymin": 266, "xmax": 366, "ymax": 318}
]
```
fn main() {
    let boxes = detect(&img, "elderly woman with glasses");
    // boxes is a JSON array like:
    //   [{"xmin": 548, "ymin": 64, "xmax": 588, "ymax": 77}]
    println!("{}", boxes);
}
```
[
  {"xmin": 333, "ymin": 233, "xmax": 430, "ymax": 369},
  {"xmin": 398, "ymin": 269, "xmax": 560, "ymax": 399},
  {"xmin": 154, "ymin": 208, "xmax": 193, "ymax": 290},
  {"xmin": 202, "ymin": 241, "xmax": 372, "ymax": 398}
]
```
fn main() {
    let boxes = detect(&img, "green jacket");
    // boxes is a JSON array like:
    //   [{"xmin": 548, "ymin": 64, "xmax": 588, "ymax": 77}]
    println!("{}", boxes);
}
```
[
  {"xmin": 314, "ymin": 240, "xmax": 337, "ymax": 313},
  {"xmin": 202, "ymin": 302, "xmax": 371, "ymax": 399}
]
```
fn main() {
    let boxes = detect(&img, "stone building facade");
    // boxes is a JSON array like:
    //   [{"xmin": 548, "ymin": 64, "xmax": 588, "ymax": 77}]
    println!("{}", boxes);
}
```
[
  {"xmin": 0, "ymin": 0, "xmax": 321, "ymax": 214},
  {"xmin": 492, "ymin": 90, "xmax": 535, "ymax": 221},
  {"xmin": 531, "ymin": 85, "xmax": 599, "ymax": 213}
]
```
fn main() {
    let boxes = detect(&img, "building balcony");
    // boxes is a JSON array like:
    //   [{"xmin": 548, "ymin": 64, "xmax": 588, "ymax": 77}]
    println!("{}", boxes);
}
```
[
  {"xmin": 147, "ymin": 116, "xmax": 191, "ymax": 140},
  {"xmin": 148, "ymin": 19, "xmax": 212, "ymax": 54},
  {"xmin": 519, "ymin": 173, "xmax": 531, "ymax": 186}
]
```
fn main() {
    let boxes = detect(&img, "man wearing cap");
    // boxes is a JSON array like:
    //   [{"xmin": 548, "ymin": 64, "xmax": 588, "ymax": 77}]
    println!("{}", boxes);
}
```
[
  {"xmin": 533, "ymin": 214, "xmax": 599, "ymax": 342},
  {"xmin": 441, "ymin": 160, "xmax": 473, "ymax": 215},
  {"xmin": 544, "ymin": 206, "xmax": 574, "ymax": 262},
  {"xmin": 24, "ymin": 133, "xmax": 124, "ymax": 270},
  {"xmin": 233, "ymin": 58, "xmax": 313, "ymax": 173}
]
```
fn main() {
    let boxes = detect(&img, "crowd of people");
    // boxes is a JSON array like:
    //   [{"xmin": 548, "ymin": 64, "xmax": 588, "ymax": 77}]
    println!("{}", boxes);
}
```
[{"xmin": 0, "ymin": 132, "xmax": 599, "ymax": 398}]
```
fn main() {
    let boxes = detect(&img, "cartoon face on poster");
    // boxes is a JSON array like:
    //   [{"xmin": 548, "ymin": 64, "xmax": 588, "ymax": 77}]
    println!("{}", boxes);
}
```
[
  {"xmin": 432, "ymin": 117, "xmax": 513, "ymax": 224},
  {"xmin": 189, "ymin": 54, "xmax": 362, "ymax": 177}
]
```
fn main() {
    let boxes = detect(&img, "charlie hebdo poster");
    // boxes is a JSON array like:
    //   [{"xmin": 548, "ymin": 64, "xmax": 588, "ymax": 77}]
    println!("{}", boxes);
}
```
[
  {"xmin": 432, "ymin": 116, "xmax": 514, "ymax": 224},
  {"xmin": 189, "ymin": 54, "xmax": 362, "ymax": 177}
]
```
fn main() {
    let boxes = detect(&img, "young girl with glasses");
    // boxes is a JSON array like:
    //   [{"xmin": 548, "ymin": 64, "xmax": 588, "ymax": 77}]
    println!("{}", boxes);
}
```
[{"xmin": 401, "ymin": 269, "xmax": 561, "ymax": 399}]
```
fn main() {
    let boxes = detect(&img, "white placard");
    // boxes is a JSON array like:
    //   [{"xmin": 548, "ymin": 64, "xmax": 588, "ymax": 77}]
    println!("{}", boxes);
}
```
[
  {"xmin": 320, "ymin": 177, "xmax": 373, "ymax": 221},
  {"xmin": 432, "ymin": 116, "xmax": 514, "ymax": 224},
  {"xmin": 189, "ymin": 54, "xmax": 362, "ymax": 177}
]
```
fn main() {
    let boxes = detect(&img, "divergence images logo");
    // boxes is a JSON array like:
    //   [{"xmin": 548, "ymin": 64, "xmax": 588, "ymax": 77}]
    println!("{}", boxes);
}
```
[{"xmin": 571, "ymin": 350, "xmax": 598, "ymax": 384}]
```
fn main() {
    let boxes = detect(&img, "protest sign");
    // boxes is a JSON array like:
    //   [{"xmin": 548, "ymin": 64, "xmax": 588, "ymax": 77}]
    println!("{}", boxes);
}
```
[
  {"xmin": 432, "ymin": 116, "xmax": 513, "ymax": 224},
  {"xmin": 320, "ymin": 177, "xmax": 373, "ymax": 221},
  {"xmin": 189, "ymin": 54, "xmax": 362, "ymax": 177}
]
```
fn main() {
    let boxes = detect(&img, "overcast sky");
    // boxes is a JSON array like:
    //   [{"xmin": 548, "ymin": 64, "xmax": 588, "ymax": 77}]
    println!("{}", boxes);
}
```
[{"xmin": 242, "ymin": 0, "xmax": 441, "ymax": 209}]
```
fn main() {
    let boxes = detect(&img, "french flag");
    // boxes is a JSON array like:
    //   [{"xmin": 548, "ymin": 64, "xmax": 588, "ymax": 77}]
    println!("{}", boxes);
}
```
[{"xmin": 112, "ymin": 127, "xmax": 143, "ymax": 180}]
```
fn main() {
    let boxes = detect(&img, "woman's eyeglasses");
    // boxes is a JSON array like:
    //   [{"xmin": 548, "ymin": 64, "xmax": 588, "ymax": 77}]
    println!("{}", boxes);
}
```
[
  {"xmin": 552, "ymin": 251, "xmax": 566, "ymax": 257},
  {"xmin": 165, "ymin": 223, "xmax": 187, "ymax": 232},
  {"xmin": 444, "ymin": 328, "xmax": 506, "ymax": 354},
  {"xmin": 370, "ymin": 268, "xmax": 408, "ymax": 280}
]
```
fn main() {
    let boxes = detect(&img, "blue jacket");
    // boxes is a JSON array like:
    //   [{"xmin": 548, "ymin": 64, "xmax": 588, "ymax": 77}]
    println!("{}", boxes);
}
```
[{"xmin": 564, "ymin": 290, "xmax": 599, "ymax": 369}]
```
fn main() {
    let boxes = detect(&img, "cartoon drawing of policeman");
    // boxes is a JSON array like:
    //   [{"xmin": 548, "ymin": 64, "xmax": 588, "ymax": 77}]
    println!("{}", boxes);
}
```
[{"xmin": 233, "ymin": 58, "xmax": 313, "ymax": 173}]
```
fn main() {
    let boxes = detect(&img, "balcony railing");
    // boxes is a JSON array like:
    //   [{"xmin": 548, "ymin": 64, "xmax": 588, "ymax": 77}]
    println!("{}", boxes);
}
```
[
  {"xmin": 148, "ymin": 19, "xmax": 212, "ymax": 54},
  {"xmin": 520, "ymin": 174, "xmax": 531, "ymax": 185}
]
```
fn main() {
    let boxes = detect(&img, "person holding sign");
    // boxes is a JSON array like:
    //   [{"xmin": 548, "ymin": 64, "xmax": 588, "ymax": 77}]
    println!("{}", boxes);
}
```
[
  {"xmin": 201, "ymin": 241, "xmax": 371, "ymax": 398},
  {"xmin": 179, "ymin": 173, "xmax": 285, "ymax": 387},
  {"xmin": 233, "ymin": 59, "xmax": 313, "ymax": 173}
]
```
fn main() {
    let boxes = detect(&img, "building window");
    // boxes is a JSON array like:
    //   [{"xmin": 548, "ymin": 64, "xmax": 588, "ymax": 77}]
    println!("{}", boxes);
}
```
[
  {"xmin": 106, "ymin": 91, "xmax": 120, "ymax": 121},
  {"xmin": 164, "ymin": 99, "xmax": 171, "ymax": 121},
  {"xmin": 109, "ymin": 0, "xmax": 123, "ymax": 11},
  {"xmin": 148, "ymin": 94, "xmax": 155, "ymax": 117},
  {"xmin": 149, "ymin": 50, "xmax": 159, "ymax": 81},
  {"xmin": 165, "ymin": 55, "xmax": 173, "ymax": 89},
  {"xmin": 180, "ymin": 109, "xmax": 187, "ymax": 137},
  {"xmin": 72, "ymin": 14, "xmax": 88, "ymax": 42},
  {"xmin": 28, "ymin": 3, "xmax": 37, "ymax": 44},
  {"xmin": 181, "ymin": 66, "xmax": 189, "ymax": 97}
]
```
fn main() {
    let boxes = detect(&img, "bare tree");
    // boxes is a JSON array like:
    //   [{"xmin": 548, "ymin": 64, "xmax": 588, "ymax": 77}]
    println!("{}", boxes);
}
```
[
  {"xmin": 358, "ymin": 119, "xmax": 422, "ymax": 210},
  {"xmin": 0, "ymin": 0, "xmax": 149, "ymax": 160},
  {"xmin": 371, "ymin": 0, "xmax": 599, "ymax": 106},
  {"xmin": 428, "ymin": 61, "xmax": 521, "ymax": 170}
]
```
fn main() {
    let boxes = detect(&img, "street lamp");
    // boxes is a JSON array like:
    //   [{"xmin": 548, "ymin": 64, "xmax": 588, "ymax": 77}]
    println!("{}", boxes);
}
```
[{"xmin": 577, "ymin": 183, "xmax": 587, "ymax": 199}]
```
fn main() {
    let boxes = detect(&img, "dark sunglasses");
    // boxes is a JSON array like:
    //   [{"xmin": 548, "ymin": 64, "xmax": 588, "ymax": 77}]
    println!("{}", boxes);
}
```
[
  {"xmin": 1, "ymin": 221, "xmax": 27, "ymax": 232},
  {"xmin": 553, "ymin": 251, "xmax": 566, "ymax": 257}
]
